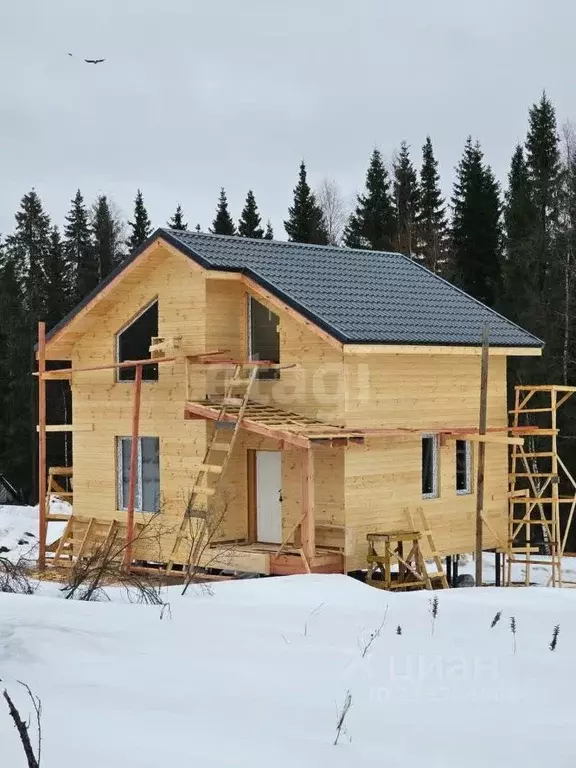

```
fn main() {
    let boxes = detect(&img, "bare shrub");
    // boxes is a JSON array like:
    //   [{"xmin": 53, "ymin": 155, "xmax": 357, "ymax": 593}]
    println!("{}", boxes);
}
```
[
  {"xmin": 0, "ymin": 555, "xmax": 36, "ymax": 595},
  {"xmin": 333, "ymin": 690, "xmax": 352, "ymax": 746},
  {"xmin": 61, "ymin": 513, "xmax": 167, "ymax": 604},
  {"xmin": 2, "ymin": 681, "xmax": 42, "ymax": 767}
]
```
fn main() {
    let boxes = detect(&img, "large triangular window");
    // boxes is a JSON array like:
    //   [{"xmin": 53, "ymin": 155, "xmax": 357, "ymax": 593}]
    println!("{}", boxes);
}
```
[{"xmin": 116, "ymin": 300, "xmax": 158, "ymax": 381}]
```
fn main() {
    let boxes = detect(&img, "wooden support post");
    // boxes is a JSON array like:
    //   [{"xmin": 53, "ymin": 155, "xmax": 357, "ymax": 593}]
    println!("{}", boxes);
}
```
[
  {"xmin": 475, "ymin": 324, "xmax": 489, "ymax": 587},
  {"xmin": 495, "ymin": 551, "xmax": 501, "ymax": 586},
  {"xmin": 125, "ymin": 364, "xmax": 143, "ymax": 570},
  {"xmin": 38, "ymin": 322, "xmax": 47, "ymax": 570},
  {"xmin": 445, "ymin": 555, "xmax": 452, "ymax": 586},
  {"xmin": 300, "ymin": 447, "xmax": 315, "ymax": 565}
]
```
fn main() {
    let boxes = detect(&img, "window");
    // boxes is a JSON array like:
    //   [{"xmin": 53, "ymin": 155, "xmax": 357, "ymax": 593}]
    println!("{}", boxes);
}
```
[
  {"xmin": 116, "ymin": 300, "xmax": 158, "ymax": 381},
  {"xmin": 422, "ymin": 435, "xmax": 439, "ymax": 498},
  {"xmin": 248, "ymin": 296, "xmax": 280, "ymax": 380},
  {"xmin": 117, "ymin": 437, "xmax": 160, "ymax": 512},
  {"xmin": 456, "ymin": 440, "xmax": 473, "ymax": 495}
]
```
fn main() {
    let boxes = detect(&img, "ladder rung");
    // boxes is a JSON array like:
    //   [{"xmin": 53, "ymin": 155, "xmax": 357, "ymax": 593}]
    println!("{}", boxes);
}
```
[
  {"xmin": 520, "ymin": 452, "xmax": 554, "ymax": 458},
  {"xmin": 509, "ymin": 473, "xmax": 558, "ymax": 479},
  {"xmin": 208, "ymin": 441, "xmax": 233, "ymax": 451},
  {"xmin": 199, "ymin": 464, "xmax": 223, "ymax": 474},
  {"xmin": 194, "ymin": 487, "xmax": 216, "ymax": 496},
  {"xmin": 509, "ymin": 408, "xmax": 553, "ymax": 413},
  {"xmin": 222, "ymin": 397, "xmax": 243, "ymax": 406},
  {"xmin": 227, "ymin": 379, "xmax": 251, "ymax": 388},
  {"xmin": 48, "ymin": 466, "xmax": 73, "ymax": 476},
  {"xmin": 512, "ymin": 497, "xmax": 575, "ymax": 503}
]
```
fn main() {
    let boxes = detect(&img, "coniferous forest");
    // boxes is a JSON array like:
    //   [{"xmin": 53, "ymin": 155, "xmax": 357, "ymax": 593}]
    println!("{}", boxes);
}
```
[{"xmin": 2, "ymin": 93, "xmax": 576, "ymax": 502}]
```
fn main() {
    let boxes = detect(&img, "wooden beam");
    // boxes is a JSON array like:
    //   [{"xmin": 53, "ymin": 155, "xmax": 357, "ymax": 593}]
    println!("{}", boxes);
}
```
[
  {"xmin": 344, "ymin": 344, "xmax": 542, "ymax": 357},
  {"xmin": 38, "ymin": 322, "xmax": 47, "ymax": 571},
  {"xmin": 456, "ymin": 434, "xmax": 524, "ymax": 446},
  {"xmin": 125, "ymin": 364, "xmax": 142, "ymax": 570},
  {"xmin": 36, "ymin": 424, "xmax": 94, "ymax": 433},
  {"xmin": 183, "ymin": 401, "xmax": 310, "ymax": 449},
  {"xmin": 475, "ymin": 325, "xmax": 489, "ymax": 587},
  {"xmin": 300, "ymin": 447, "xmax": 315, "ymax": 564}
]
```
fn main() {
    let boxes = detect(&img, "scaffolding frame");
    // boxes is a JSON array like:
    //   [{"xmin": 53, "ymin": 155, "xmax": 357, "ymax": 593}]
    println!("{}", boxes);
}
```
[{"xmin": 506, "ymin": 385, "xmax": 576, "ymax": 587}]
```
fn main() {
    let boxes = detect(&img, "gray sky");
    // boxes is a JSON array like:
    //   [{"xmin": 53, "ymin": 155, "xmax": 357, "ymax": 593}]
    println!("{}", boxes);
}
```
[{"xmin": 1, "ymin": 0, "xmax": 574, "ymax": 239}]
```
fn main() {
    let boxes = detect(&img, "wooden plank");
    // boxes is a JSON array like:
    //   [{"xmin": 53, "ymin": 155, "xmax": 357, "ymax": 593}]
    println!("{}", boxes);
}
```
[
  {"xmin": 343, "ymin": 344, "xmax": 542, "ymax": 357},
  {"xmin": 300, "ymin": 448, "xmax": 315, "ymax": 564},
  {"xmin": 124, "ymin": 364, "xmax": 142, "ymax": 570},
  {"xmin": 36, "ymin": 424, "xmax": 94, "ymax": 433},
  {"xmin": 38, "ymin": 321, "xmax": 47, "ymax": 570},
  {"xmin": 458, "ymin": 434, "xmax": 524, "ymax": 446},
  {"xmin": 475, "ymin": 324, "xmax": 489, "ymax": 587}
]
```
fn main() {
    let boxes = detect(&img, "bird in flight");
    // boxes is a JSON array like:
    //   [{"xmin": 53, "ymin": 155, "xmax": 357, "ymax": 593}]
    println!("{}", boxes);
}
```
[{"xmin": 84, "ymin": 58, "xmax": 106, "ymax": 64}]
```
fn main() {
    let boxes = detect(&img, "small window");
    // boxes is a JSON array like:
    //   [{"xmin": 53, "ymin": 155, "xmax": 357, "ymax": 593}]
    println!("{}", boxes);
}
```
[
  {"xmin": 117, "ymin": 437, "xmax": 160, "ymax": 512},
  {"xmin": 248, "ymin": 296, "xmax": 280, "ymax": 380},
  {"xmin": 116, "ymin": 300, "xmax": 158, "ymax": 382},
  {"xmin": 456, "ymin": 440, "xmax": 472, "ymax": 495},
  {"xmin": 422, "ymin": 435, "xmax": 439, "ymax": 499}
]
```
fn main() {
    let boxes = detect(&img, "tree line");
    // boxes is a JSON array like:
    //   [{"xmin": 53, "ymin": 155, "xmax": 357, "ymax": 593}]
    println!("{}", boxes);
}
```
[{"xmin": 1, "ymin": 92, "xmax": 576, "ymax": 503}]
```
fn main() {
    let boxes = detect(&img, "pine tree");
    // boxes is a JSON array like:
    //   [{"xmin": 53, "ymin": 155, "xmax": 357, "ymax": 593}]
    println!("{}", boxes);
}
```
[
  {"xmin": 64, "ymin": 190, "xmax": 97, "ymax": 303},
  {"xmin": 264, "ymin": 220, "xmax": 274, "ymax": 240},
  {"xmin": 211, "ymin": 188, "xmax": 236, "ymax": 236},
  {"xmin": 393, "ymin": 141, "xmax": 420, "ymax": 257},
  {"xmin": 92, "ymin": 195, "xmax": 123, "ymax": 281},
  {"xmin": 127, "ymin": 189, "xmax": 152, "ymax": 251},
  {"xmin": 45, "ymin": 226, "xmax": 72, "ymax": 330},
  {"xmin": 167, "ymin": 203, "xmax": 187, "ymax": 231},
  {"xmin": 5, "ymin": 189, "xmax": 51, "ymax": 321},
  {"xmin": 284, "ymin": 161, "xmax": 328, "ymax": 244},
  {"xmin": 238, "ymin": 190, "xmax": 264, "ymax": 238},
  {"xmin": 451, "ymin": 138, "xmax": 502, "ymax": 307},
  {"xmin": 344, "ymin": 149, "xmax": 396, "ymax": 251},
  {"xmin": 417, "ymin": 137, "xmax": 448, "ymax": 272}
]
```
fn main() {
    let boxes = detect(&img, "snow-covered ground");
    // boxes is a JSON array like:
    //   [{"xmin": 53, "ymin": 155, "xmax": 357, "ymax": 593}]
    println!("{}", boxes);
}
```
[
  {"xmin": 0, "ymin": 504, "xmax": 575, "ymax": 767},
  {"xmin": 0, "ymin": 501, "xmax": 69, "ymax": 564}
]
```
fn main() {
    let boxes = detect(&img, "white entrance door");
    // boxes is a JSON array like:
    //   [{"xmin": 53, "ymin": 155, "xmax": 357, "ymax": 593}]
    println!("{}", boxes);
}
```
[{"xmin": 256, "ymin": 451, "xmax": 282, "ymax": 544}]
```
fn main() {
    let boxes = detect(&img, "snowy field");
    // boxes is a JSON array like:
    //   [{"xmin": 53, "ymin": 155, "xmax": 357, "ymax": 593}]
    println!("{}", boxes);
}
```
[{"xmin": 0, "ymin": 504, "xmax": 575, "ymax": 767}]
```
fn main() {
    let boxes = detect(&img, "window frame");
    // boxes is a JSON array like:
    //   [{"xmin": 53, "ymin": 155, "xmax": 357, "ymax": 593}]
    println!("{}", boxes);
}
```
[
  {"xmin": 115, "ymin": 298, "xmax": 159, "ymax": 383},
  {"xmin": 421, "ymin": 433, "xmax": 439, "ymax": 499},
  {"xmin": 455, "ymin": 439, "xmax": 473, "ymax": 496},
  {"xmin": 116, "ymin": 436, "xmax": 160, "ymax": 512},
  {"xmin": 246, "ymin": 294, "xmax": 280, "ymax": 380}
]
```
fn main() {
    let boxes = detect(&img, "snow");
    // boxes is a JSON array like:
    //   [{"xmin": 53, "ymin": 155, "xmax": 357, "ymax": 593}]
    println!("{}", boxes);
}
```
[
  {"xmin": 0, "ymin": 501, "xmax": 69, "ymax": 564},
  {"xmin": 0, "ymin": 504, "xmax": 575, "ymax": 766}
]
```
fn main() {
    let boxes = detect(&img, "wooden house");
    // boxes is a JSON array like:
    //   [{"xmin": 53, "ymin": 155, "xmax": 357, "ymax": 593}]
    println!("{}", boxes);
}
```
[{"xmin": 38, "ymin": 229, "xmax": 543, "ymax": 577}]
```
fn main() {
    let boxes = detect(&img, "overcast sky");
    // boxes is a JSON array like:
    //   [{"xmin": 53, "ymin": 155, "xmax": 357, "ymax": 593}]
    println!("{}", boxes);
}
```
[{"xmin": 1, "ymin": 0, "xmax": 574, "ymax": 239}]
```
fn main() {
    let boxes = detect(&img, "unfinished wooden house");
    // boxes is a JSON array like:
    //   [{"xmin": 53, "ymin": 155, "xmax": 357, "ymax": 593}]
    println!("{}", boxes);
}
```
[{"xmin": 37, "ymin": 229, "xmax": 545, "ymax": 579}]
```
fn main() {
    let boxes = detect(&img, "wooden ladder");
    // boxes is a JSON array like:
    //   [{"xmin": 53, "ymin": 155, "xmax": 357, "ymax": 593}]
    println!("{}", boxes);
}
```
[
  {"xmin": 45, "ymin": 466, "xmax": 73, "ymax": 519},
  {"xmin": 406, "ymin": 507, "xmax": 449, "ymax": 589},
  {"xmin": 50, "ymin": 516, "xmax": 144, "ymax": 567},
  {"xmin": 166, "ymin": 363, "xmax": 259, "ymax": 573}
]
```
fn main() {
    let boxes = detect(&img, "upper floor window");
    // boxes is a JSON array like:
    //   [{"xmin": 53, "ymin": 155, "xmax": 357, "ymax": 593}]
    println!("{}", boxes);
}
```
[
  {"xmin": 117, "ymin": 436, "xmax": 160, "ymax": 512},
  {"xmin": 248, "ymin": 296, "xmax": 280, "ymax": 380},
  {"xmin": 422, "ymin": 434, "xmax": 439, "ymax": 499},
  {"xmin": 116, "ymin": 300, "xmax": 158, "ymax": 382},
  {"xmin": 456, "ymin": 440, "xmax": 473, "ymax": 495}
]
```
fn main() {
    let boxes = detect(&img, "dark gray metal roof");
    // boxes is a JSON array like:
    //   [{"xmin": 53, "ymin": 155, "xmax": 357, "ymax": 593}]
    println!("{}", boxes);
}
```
[
  {"xmin": 46, "ymin": 228, "xmax": 542, "ymax": 348},
  {"xmin": 160, "ymin": 229, "xmax": 542, "ymax": 347}
]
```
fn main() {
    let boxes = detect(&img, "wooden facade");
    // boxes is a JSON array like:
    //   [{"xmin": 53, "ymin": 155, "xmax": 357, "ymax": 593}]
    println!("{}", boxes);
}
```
[{"xmin": 41, "ymin": 238, "xmax": 540, "ymax": 575}]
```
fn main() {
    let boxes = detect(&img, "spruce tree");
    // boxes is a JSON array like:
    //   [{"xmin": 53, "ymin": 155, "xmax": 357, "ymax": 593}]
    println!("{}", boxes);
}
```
[
  {"xmin": 211, "ymin": 188, "xmax": 236, "ymax": 235},
  {"xmin": 238, "ymin": 190, "xmax": 264, "ymax": 238},
  {"xmin": 64, "ymin": 189, "xmax": 97, "ymax": 303},
  {"xmin": 284, "ymin": 161, "xmax": 328, "ymax": 244},
  {"xmin": 393, "ymin": 141, "xmax": 420, "ymax": 257},
  {"xmin": 451, "ymin": 138, "xmax": 502, "ymax": 307},
  {"xmin": 45, "ymin": 226, "xmax": 72, "ymax": 330},
  {"xmin": 127, "ymin": 189, "xmax": 152, "ymax": 251},
  {"xmin": 92, "ymin": 195, "xmax": 122, "ymax": 281},
  {"xmin": 526, "ymin": 92, "xmax": 561, "ymax": 259},
  {"xmin": 344, "ymin": 149, "xmax": 396, "ymax": 251},
  {"xmin": 502, "ymin": 145, "xmax": 537, "ymax": 322},
  {"xmin": 5, "ymin": 189, "xmax": 51, "ymax": 322},
  {"xmin": 167, "ymin": 203, "xmax": 187, "ymax": 231},
  {"xmin": 417, "ymin": 136, "xmax": 448, "ymax": 273},
  {"xmin": 264, "ymin": 220, "xmax": 274, "ymax": 240}
]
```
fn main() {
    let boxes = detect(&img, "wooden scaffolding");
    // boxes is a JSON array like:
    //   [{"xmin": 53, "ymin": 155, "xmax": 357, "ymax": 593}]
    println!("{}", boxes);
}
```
[{"xmin": 506, "ymin": 385, "xmax": 576, "ymax": 587}]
